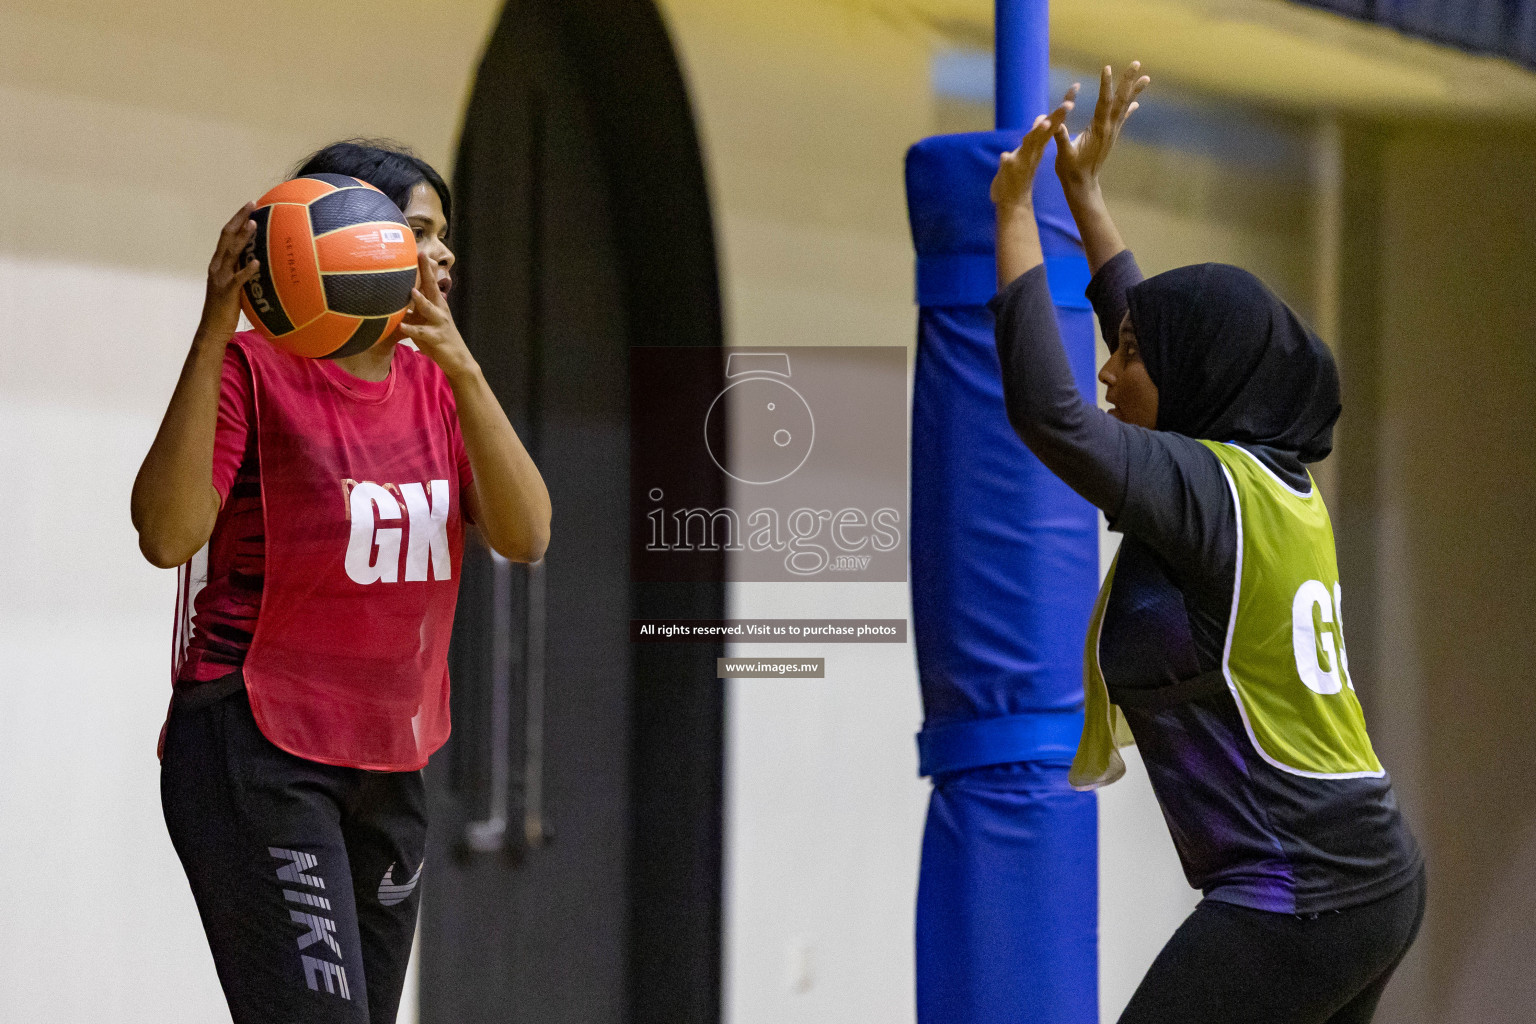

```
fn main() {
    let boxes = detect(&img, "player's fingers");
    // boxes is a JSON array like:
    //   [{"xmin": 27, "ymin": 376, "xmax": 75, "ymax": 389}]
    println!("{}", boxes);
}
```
[
  {"xmin": 1047, "ymin": 84, "xmax": 1079, "ymax": 128},
  {"xmin": 409, "ymin": 287, "xmax": 446, "ymax": 321},
  {"xmin": 1094, "ymin": 65, "xmax": 1113, "ymax": 126},
  {"xmin": 220, "ymin": 202, "xmax": 255, "ymax": 237},
  {"xmin": 1030, "ymin": 101, "xmax": 1071, "ymax": 145},
  {"xmin": 213, "ymin": 258, "xmax": 256, "ymax": 291},
  {"xmin": 1053, "ymin": 122, "xmax": 1077, "ymax": 161},
  {"xmin": 1047, "ymin": 98, "xmax": 1075, "ymax": 128},
  {"xmin": 1125, "ymin": 66, "xmax": 1148, "ymax": 109},
  {"xmin": 1020, "ymin": 116, "xmax": 1048, "ymax": 150},
  {"xmin": 214, "ymin": 212, "xmax": 256, "ymax": 275},
  {"xmin": 213, "ymin": 219, "xmax": 255, "ymax": 275},
  {"xmin": 227, "ymin": 219, "xmax": 257, "ymax": 263},
  {"xmin": 211, "ymin": 243, "xmax": 237, "ymax": 281},
  {"xmin": 415, "ymin": 254, "xmax": 446, "ymax": 306},
  {"xmin": 420, "ymin": 262, "xmax": 442, "ymax": 300},
  {"xmin": 234, "ymin": 259, "xmax": 261, "ymax": 286},
  {"xmin": 1111, "ymin": 62, "xmax": 1140, "ymax": 119},
  {"xmin": 1123, "ymin": 78, "xmax": 1150, "ymax": 120}
]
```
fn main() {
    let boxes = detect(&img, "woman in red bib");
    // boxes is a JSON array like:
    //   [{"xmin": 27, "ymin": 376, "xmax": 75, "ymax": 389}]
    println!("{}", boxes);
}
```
[{"xmin": 131, "ymin": 140, "xmax": 550, "ymax": 1024}]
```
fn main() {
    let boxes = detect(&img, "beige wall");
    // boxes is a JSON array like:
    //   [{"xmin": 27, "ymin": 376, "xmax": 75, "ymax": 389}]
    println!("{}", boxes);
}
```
[
  {"xmin": 1339, "ymin": 122, "xmax": 1536, "ymax": 1024},
  {"xmin": 0, "ymin": 2, "xmax": 497, "ymax": 277},
  {"xmin": 659, "ymin": 0, "xmax": 930, "ymax": 354}
]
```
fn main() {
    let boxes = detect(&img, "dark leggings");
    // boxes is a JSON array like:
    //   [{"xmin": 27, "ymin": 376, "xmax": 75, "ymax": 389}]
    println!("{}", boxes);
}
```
[
  {"xmin": 1119, "ymin": 866, "xmax": 1427, "ymax": 1024},
  {"xmin": 161, "ymin": 677, "xmax": 427, "ymax": 1024}
]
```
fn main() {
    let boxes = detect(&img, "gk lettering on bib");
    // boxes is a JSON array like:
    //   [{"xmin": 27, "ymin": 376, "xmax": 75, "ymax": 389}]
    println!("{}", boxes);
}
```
[{"xmin": 344, "ymin": 480, "xmax": 452, "ymax": 585}]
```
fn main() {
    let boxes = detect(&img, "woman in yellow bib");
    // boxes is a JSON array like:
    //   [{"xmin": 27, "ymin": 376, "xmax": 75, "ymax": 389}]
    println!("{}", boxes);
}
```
[{"xmin": 989, "ymin": 65, "xmax": 1424, "ymax": 1023}]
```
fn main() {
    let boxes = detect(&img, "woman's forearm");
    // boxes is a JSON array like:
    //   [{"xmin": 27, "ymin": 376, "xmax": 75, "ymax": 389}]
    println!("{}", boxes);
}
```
[
  {"xmin": 130, "ymin": 334, "xmax": 226, "ymax": 568},
  {"xmin": 1063, "ymin": 182, "xmax": 1127, "ymax": 275},
  {"xmin": 997, "ymin": 201, "xmax": 1046, "ymax": 291},
  {"xmin": 445, "ymin": 364, "xmax": 551, "ymax": 563},
  {"xmin": 991, "ymin": 269, "xmax": 1130, "ymax": 516},
  {"xmin": 134, "ymin": 202, "xmax": 261, "ymax": 568},
  {"xmin": 992, "ymin": 96, "xmax": 1076, "ymax": 291}
]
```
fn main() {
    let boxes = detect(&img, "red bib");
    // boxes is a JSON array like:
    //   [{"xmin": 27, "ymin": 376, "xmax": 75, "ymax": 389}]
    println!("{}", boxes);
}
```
[{"xmin": 235, "ymin": 331, "xmax": 465, "ymax": 770}]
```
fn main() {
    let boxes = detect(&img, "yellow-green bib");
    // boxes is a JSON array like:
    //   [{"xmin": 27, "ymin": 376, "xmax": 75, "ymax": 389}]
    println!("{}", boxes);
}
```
[{"xmin": 1070, "ymin": 441, "xmax": 1384, "ymax": 790}]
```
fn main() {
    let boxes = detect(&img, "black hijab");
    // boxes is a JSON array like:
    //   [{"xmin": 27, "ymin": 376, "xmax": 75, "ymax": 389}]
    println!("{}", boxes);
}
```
[{"xmin": 1125, "ymin": 263, "xmax": 1340, "ymax": 463}]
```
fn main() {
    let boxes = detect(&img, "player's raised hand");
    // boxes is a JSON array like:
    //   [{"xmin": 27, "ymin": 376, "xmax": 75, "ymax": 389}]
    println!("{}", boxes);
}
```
[
  {"xmin": 1054, "ymin": 62, "xmax": 1149, "ymax": 195},
  {"xmin": 991, "ymin": 84, "xmax": 1079, "ymax": 210},
  {"xmin": 196, "ymin": 202, "xmax": 260, "ymax": 344},
  {"xmin": 398, "ymin": 251, "xmax": 478, "ymax": 381}
]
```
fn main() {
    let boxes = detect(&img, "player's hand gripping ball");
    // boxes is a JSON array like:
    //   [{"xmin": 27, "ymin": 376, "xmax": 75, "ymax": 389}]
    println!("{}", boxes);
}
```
[{"xmin": 238, "ymin": 174, "xmax": 418, "ymax": 359}]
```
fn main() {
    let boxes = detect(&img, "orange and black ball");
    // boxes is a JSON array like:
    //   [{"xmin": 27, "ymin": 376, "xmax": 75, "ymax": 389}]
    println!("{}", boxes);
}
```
[{"xmin": 239, "ymin": 174, "xmax": 418, "ymax": 359}]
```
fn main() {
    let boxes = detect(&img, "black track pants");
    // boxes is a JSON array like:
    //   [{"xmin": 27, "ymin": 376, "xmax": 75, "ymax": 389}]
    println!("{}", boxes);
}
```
[
  {"xmin": 161, "ymin": 677, "xmax": 428, "ymax": 1024},
  {"xmin": 1119, "ymin": 865, "xmax": 1427, "ymax": 1024}
]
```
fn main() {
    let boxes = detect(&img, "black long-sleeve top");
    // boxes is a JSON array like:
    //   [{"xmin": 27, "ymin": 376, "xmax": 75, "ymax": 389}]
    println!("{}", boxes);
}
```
[{"xmin": 988, "ymin": 251, "xmax": 1420, "ymax": 913}]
